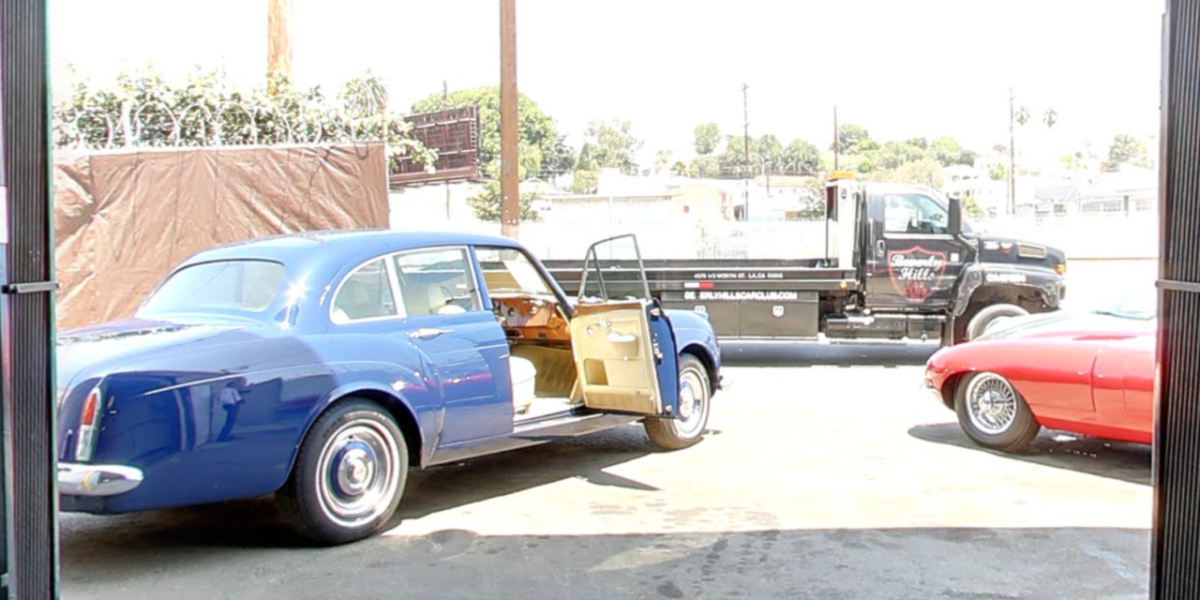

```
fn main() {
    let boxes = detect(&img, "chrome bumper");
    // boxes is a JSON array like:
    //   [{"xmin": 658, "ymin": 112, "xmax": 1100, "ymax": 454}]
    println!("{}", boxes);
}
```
[{"xmin": 58, "ymin": 463, "xmax": 143, "ymax": 497}]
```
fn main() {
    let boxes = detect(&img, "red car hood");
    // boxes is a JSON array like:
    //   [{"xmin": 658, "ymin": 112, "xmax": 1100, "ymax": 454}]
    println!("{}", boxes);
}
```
[{"xmin": 974, "ymin": 309, "xmax": 1156, "ymax": 343}]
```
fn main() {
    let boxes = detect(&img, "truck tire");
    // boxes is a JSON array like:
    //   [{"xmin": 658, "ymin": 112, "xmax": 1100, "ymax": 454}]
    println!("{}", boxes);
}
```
[
  {"xmin": 645, "ymin": 354, "xmax": 710, "ymax": 451},
  {"xmin": 965, "ymin": 303, "xmax": 1029, "ymax": 341}
]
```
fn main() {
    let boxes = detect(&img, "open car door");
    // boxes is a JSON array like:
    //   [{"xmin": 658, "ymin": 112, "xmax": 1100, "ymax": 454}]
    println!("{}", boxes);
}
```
[{"xmin": 569, "ymin": 235, "xmax": 681, "ymax": 418}]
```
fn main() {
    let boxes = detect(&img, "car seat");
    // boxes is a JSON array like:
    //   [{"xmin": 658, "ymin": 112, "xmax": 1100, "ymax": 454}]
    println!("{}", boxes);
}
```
[{"xmin": 510, "ymin": 356, "xmax": 537, "ymax": 414}]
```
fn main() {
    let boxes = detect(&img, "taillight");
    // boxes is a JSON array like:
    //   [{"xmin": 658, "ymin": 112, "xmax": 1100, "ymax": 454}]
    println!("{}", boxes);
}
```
[{"xmin": 75, "ymin": 387, "xmax": 103, "ymax": 461}]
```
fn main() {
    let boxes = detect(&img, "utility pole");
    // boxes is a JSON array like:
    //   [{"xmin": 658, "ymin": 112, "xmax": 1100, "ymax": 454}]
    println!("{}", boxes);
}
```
[
  {"xmin": 267, "ymin": 0, "xmax": 293, "ymax": 96},
  {"xmin": 499, "ymin": 0, "xmax": 519, "ymax": 238},
  {"xmin": 833, "ymin": 105, "xmax": 840, "ymax": 172},
  {"xmin": 742, "ymin": 83, "xmax": 750, "ymax": 221},
  {"xmin": 1008, "ymin": 86, "xmax": 1016, "ymax": 216},
  {"xmin": 763, "ymin": 156, "xmax": 770, "ymax": 196},
  {"xmin": 443, "ymin": 79, "xmax": 451, "ymax": 220}
]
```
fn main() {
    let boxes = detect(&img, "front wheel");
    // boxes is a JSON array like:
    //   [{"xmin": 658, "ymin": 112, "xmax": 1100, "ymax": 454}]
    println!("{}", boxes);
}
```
[
  {"xmin": 277, "ymin": 398, "xmax": 408, "ymax": 545},
  {"xmin": 965, "ymin": 303, "xmax": 1030, "ymax": 341},
  {"xmin": 645, "ymin": 354, "xmax": 711, "ymax": 450},
  {"xmin": 954, "ymin": 372, "xmax": 1040, "ymax": 452}
]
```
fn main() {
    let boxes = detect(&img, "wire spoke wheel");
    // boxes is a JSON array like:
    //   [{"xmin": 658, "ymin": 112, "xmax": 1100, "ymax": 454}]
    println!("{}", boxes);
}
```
[{"xmin": 965, "ymin": 373, "xmax": 1019, "ymax": 434}]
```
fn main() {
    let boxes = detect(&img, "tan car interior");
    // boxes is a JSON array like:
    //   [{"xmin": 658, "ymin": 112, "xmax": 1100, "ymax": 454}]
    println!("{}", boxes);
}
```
[{"xmin": 482, "ymin": 263, "xmax": 662, "ymax": 422}]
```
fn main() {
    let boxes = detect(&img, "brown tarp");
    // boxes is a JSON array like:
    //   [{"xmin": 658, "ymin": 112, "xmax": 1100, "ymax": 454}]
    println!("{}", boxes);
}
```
[{"xmin": 54, "ymin": 143, "xmax": 389, "ymax": 330}]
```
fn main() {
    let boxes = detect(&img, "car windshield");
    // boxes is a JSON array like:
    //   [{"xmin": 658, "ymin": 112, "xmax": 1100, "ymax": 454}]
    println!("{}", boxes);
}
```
[
  {"xmin": 1093, "ymin": 288, "xmax": 1157, "ymax": 320},
  {"xmin": 137, "ymin": 259, "xmax": 287, "ymax": 318}
]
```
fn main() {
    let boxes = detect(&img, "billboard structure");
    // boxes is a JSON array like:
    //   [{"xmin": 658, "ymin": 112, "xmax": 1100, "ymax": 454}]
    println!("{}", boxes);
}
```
[{"xmin": 390, "ymin": 106, "xmax": 483, "ymax": 186}]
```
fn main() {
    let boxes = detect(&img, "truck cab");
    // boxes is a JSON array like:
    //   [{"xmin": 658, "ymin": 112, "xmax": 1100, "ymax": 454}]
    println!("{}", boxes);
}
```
[{"xmin": 822, "ymin": 172, "xmax": 1067, "ymax": 345}]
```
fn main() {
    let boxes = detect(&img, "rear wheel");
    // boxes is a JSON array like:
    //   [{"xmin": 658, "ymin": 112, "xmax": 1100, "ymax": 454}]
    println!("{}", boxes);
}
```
[
  {"xmin": 645, "ymin": 354, "xmax": 711, "ymax": 450},
  {"xmin": 953, "ymin": 372, "xmax": 1040, "ymax": 452},
  {"xmin": 277, "ymin": 398, "xmax": 408, "ymax": 545}
]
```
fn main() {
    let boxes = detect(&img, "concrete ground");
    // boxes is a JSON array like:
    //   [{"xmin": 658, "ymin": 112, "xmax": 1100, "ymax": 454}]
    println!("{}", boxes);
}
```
[{"xmin": 60, "ymin": 343, "xmax": 1152, "ymax": 600}]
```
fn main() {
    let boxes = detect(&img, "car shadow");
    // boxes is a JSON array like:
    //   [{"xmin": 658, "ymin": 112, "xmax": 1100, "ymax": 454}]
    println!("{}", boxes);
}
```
[
  {"xmin": 908, "ymin": 422, "xmax": 1151, "ymax": 487},
  {"xmin": 58, "ymin": 425, "xmax": 659, "ymax": 564},
  {"xmin": 719, "ymin": 341, "xmax": 938, "ymax": 368}
]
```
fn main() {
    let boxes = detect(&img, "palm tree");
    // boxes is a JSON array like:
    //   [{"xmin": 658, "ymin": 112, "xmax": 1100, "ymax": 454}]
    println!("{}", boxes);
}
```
[{"xmin": 1043, "ymin": 108, "xmax": 1058, "ymax": 129}]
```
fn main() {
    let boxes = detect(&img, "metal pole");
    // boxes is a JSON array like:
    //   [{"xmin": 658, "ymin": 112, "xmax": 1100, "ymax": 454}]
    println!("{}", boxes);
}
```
[
  {"xmin": 742, "ymin": 83, "xmax": 749, "ymax": 221},
  {"xmin": 1009, "ymin": 86, "xmax": 1017, "ymax": 216},
  {"xmin": 499, "ymin": 0, "xmax": 519, "ymax": 239},
  {"xmin": 833, "ymin": 105, "xmax": 839, "ymax": 172},
  {"xmin": 266, "ymin": 0, "xmax": 293, "ymax": 95},
  {"xmin": 1, "ymin": 0, "xmax": 59, "ymax": 596}
]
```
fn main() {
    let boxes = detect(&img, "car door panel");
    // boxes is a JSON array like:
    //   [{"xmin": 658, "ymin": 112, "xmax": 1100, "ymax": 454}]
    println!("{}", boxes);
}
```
[
  {"xmin": 569, "ymin": 301, "xmax": 663, "ymax": 414},
  {"xmin": 390, "ymin": 246, "xmax": 511, "ymax": 446},
  {"xmin": 569, "ymin": 235, "xmax": 680, "ymax": 418},
  {"xmin": 404, "ymin": 310, "xmax": 511, "ymax": 445},
  {"xmin": 865, "ymin": 192, "xmax": 968, "ymax": 311}
]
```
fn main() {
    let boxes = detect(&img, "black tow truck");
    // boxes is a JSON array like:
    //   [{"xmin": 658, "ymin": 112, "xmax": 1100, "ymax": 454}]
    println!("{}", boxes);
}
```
[{"xmin": 541, "ymin": 172, "xmax": 1068, "ymax": 347}]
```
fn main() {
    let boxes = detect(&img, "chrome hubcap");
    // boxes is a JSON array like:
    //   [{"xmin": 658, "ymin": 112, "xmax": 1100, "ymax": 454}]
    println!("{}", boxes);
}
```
[
  {"xmin": 966, "ymin": 373, "xmax": 1018, "ymax": 435},
  {"xmin": 673, "ymin": 368, "xmax": 707, "ymax": 438},
  {"xmin": 316, "ymin": 420, "xmax": 400, "ymax": 529}
]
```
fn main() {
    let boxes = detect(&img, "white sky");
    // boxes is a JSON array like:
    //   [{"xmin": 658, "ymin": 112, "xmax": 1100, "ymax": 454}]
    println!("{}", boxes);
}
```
[{"xmin": 50, "ymin": 0, "xmax": 1164, "ymax": 166}]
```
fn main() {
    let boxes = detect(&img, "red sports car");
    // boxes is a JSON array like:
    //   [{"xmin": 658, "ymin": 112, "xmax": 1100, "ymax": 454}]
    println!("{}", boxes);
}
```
[{"xmin": 923, "ymin": 288, "xmax": 1158, "ymax": 452}]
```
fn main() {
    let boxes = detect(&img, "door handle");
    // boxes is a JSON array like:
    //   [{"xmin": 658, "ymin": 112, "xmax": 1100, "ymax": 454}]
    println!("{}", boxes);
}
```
[
  {"xmin": 607, "ymin": 332, "xmax": 637, "ymax": 344},
  {"xmin": 410, "ymin": 327, "xmax": 450, "ymax": 340},
  {"xmin": 876, "ymin": 239, "xmax": 886, "ymax": 257}
]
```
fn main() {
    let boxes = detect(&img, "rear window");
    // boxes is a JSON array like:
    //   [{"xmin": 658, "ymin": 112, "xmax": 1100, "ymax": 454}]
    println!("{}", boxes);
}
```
[{"xmin": 138, "ymin": 259, "xmax": 287, "ymax": 316}]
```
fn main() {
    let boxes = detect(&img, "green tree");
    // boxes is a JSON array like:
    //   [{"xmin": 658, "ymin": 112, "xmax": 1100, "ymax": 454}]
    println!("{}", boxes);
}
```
[
  {"xmin": 833, "ymin": 123, "xmax": 872, "ymax": 154},
  {"xmin": 962, "ymin": 193, "xmax": 985, "ymax": 219},
  {"xmin": 571, "ymin": 142, "xmax": 600, "ymax": 193},
  {"xmin": 1015, "ymin": 106, "xmax": 1031, "ymax": 126},
  {"xmin": 655, "ymin": 149, "xmax": 674, "ymax": 174},
  {"xmin": 1043, "ymin": 108, "xmax": 1058, "ymax": 129},
  {"xmin": 412, "ymin": 86, "xmax": 558, "ymax": 179},
  {"xmin": 694, "ymin": 122, "xmax": 720, "ymax": 155},
  {"xmin": 1106, "ymin": 134, "xmax": 1153, "ymax": 170},
  {"xmin": 906, "ymin": 137, "xmax": 929, "ymax": 150},
  {"xmin": 780, "ymin": 139, "xmax": 823, "ymax": 175},
  {"xmin": 929, "ymin": 136, "xmax": 974, "ymax": 167},
  {"xmin": 671, "ymin": 160, "xmax": 689, "ymax": 176},
  {"xmin": 757, "ymin": 134, "xmax": 784, "ymax": 171},
  {"xmin": 867, "ymin": 157, "xmax": 945, "ymax": 188},
  {"xmin": 581, "ymin": 119, "xmax": 643, "ymax": 175},
  {"xmin": 988, "ymin": 162, "xmax": 1009, "ymax": 181},
  {"xmin": 467, "ymin": 180, "xmax": 542, "ymax": 222},
  {"xmin": 875, "ymin": 140, "xmax": 927, "ymax": 170},
  {"xmin": 545, "ymin": 134, "xmax": 577, "ymax": 179},
  {"xmin": 688, "ymin": 155, "xmax": 720, "ymax": 178}
]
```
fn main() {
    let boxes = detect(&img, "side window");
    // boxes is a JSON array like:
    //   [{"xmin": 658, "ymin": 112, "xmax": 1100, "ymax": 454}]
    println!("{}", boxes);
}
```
[
  {"xmin": 393, "ymin": 247, "xmax": 482, "ymax": 316},
  {"xmin": 331, "ymin": 258, "xmax": 398, "ymax": 324},
  {"xmin": 884, "ymin": 194, "xmax": 949, "ymax": 235},
  {"xmin": 474, "ymin": 246, "xmax": 553, "ymax": 296}
]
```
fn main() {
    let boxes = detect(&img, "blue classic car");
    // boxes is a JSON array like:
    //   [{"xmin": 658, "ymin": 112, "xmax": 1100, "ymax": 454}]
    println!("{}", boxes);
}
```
[{"xmin": 56, "ymin": 230, "xmax": 722, "ymax": 544}]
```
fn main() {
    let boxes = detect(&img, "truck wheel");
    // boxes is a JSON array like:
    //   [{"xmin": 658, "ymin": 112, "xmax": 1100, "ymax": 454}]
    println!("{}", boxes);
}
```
[
  {"xmin": 954, "ymin": 372, "xmax": 1040, "ymax": 452},
  {"xmin": 277, "ymin": 398, "xmax": 408, "ymax": 545},
  {"xmin": 965, "ymin": 303, "xmax": 1029, "ymax": 341},
  {"xmin": 645, "ymin": 354, "xmax": 710, "ymax": 451}
]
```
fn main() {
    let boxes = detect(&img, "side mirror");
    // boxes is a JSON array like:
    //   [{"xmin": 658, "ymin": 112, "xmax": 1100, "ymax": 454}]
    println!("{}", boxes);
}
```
[{"xmin": 948, "ymin": 197, "xmax": 963, "ymax": 237}]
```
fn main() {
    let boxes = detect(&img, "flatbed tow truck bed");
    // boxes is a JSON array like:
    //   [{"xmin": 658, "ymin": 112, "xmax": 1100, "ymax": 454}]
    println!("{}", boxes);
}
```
[{"xmin": 541, "ymin": 259, "xmax": 859, "ymax": 340}]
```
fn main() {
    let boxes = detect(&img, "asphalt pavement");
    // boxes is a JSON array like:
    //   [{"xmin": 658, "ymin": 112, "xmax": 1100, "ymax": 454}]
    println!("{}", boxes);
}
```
[{"xmin": 59, "ymin": 343, "xmax": 1152, "ymax": 600}]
